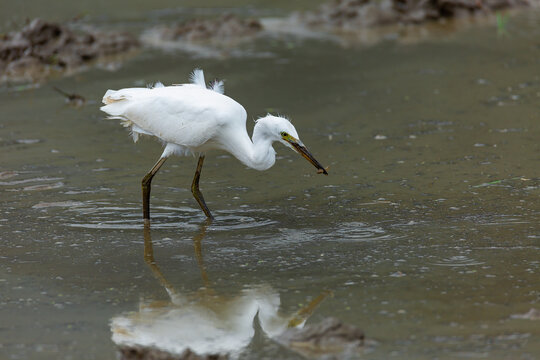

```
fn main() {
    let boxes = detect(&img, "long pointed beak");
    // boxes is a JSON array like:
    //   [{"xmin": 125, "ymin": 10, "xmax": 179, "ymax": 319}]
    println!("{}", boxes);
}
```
[{"xmin": 286, "ymin": 138, "xmax": 328, "ymax": 175}]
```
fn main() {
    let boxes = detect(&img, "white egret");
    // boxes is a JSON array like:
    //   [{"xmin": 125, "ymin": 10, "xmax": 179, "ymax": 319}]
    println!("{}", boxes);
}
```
[{"xmin": 101, "ymin": 69, "xmax": 327, "ymax": 221}]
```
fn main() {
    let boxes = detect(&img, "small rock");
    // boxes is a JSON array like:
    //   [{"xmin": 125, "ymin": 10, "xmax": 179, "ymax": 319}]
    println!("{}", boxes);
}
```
[
  {"xmin": 510, "ymin": 308, "xmax": 540, "ymax": 320},
  {"xmin": 390, "ymin": 271, "xmax": 406, "ymax": 277},
  {"xmin": 15, "ymin": 139, "xmax": 41, "ymax": 144}
]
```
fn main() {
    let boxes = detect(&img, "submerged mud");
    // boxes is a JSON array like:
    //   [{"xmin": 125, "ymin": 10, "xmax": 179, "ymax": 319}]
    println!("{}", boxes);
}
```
[{"xmin": 0, "ymin": 18, "xmax": 139, "ymax": 82}]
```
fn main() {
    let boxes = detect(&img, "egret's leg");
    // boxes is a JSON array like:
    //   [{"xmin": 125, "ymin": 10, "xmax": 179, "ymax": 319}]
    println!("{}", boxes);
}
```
[
  {"xmin": 143, "ymin": 223, "xmax": 175, "ymax": 293},
  {"xmin": 193, "ymin": 221, "xmax": 210, "ymax": 288},
  {"xmin": 142, "ymin": 156, "xmax": 167, "ymax": 222},
  {"xmin": 287, "ymin": 290, "xmax": 333, "ymax": 328},
  {"xmin": 191, "ymin": 155, "xmax": 214, "ymax": 219}
]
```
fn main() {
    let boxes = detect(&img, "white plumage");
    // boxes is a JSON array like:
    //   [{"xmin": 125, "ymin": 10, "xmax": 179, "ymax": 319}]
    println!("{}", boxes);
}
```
[
  {"xmin": 102, "ymin": 70, "xmax": 244, "ymax": 158},
  {"xmin": 101, "ymin": 69, "xmax": 327, "ymax": 221}
]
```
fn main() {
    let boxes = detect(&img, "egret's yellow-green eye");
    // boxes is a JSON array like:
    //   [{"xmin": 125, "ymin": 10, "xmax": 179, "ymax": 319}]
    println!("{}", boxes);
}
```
[{"xmin": 280, "ymin": 131, "xmax": 289, "ymax": 137}]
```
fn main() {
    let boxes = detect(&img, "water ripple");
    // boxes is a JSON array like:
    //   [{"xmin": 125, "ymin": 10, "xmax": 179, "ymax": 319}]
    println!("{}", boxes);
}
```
[
  {"xmin": 332, "ymin": 222, "xmax": 396, "ymax": 242},
  {"xmin": 60, "ymin": 201, "xmax": 276, "ymax": 231},
  {"xmin": 275, "ymin": 222, "xmax": 398, "ymax": 245},
  {"xmin": 432, "ymin": 255, "xmax": 484, "ymax": 267},
  {"xmin": 464, "ymin": 214, "xmax": 530, "ymax": 226}
]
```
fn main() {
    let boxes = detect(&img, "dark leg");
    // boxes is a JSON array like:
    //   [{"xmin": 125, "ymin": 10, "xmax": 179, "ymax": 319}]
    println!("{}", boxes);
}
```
[
  {"xmin": 143, "ymin": 223, "xmax": 175, "ymax": 293},
  {"xmin": 287, "ymin": 290, "xmax": 333, "ymax": 328},
  {"xmin": 191, "ymin": 155, "xmax": 214, "ymax": 219},
  {"xmin": 142, "ymin": 156, "xmax": 167, "ymax": 223}
]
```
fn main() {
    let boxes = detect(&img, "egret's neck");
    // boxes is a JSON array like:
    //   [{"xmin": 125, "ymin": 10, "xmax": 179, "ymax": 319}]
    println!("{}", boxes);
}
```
[{"xmin": 228, "ymin": 123, "xmax": 276, "ymax": 171}]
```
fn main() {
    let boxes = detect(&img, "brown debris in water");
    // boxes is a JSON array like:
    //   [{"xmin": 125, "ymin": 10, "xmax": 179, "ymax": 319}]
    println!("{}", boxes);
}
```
[
  {"xmin": 0, "ymin": 171, "xmax": 18, "ymax": 180},
  {"xmin": 0, "ymin": 18, "xmax": 139, "ymax": 82},
  {"xmin": 298, "ymin": 0, "xmax": 530, "ymax": 29},
  {"xmin": 118, "ymin": 346, "xmax": 228, "ymax": 360},
  {"xmin": 159, "ymin": 13, "xmax": 263, "ymax": 42},
  {"xmin": 52, "ymin": 86, "xmax": 86, "ymax": 107}
]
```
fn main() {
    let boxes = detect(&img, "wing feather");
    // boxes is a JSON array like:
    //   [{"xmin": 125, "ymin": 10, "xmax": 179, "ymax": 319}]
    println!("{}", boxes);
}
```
[{"xmin": 101, "ymin": 84, "xmax": 246, "ymax": 153}]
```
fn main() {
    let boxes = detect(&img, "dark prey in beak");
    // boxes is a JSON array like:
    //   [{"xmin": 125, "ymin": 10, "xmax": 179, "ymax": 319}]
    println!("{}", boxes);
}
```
[{"xmin": 289, "ymin": 141, "xmax": 328, "ymax": 175}]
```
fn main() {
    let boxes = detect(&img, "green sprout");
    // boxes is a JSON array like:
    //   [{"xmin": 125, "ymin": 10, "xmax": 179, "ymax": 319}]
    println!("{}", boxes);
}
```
[{"xmin": 496, "ymin": 12, "xmax": 509, "ymax": 37}]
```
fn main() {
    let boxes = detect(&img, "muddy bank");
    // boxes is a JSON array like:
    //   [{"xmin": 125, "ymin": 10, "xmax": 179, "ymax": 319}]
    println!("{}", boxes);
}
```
[
  {"xmin": 0, "ymin": 1, "xmax": 534, "ymax": 80},
  {"xmin": 141, "ymin": 13, "xmax": 265, "ymax": 58},
  {"xmin": 158, "ymin": 14, "xmax": 262, "ymax": 42},
  {"xmin": 296, "ymin": 0, "xmax": 531, "ymax": 30},
  {"xmin": 144, "ymin": 0, "xmax": 534, "ymax": 54},
  {"xmin": 0, "ymin": 18, "xmax": 139, "ymax": 82}
]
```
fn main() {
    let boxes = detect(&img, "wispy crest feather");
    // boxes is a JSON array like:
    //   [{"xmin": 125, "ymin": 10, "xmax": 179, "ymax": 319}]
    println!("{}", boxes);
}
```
[
  {"xmin": 190, "ymin": 69, "xmax": 225, "ymax": 94},
  {"xmin": 255, "ymin": 113, "xmax": 291, "ymax": 124},
  {"xmin": 190, "ymin": 69, "xmax": 206, "ymax": 88},
  {"xmin": 209, "ymin": 80, "xmax": 224, "ymax": 94}
]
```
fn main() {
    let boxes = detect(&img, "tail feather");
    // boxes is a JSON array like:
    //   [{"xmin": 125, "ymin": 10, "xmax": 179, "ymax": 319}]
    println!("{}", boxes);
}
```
[
  {"xmin": 102, "ymin": 89, "xmax": 128, "ymax": 105},
  {"xmin": 101, "ymin": 88, "xmax": 149, "ymax": 116}
]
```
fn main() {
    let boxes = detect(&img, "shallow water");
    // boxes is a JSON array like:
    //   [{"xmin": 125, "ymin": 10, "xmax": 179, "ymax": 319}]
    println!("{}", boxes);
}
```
[{"xmin": 1, "ymin": 3, "xmax": 539, "ymax": 360}]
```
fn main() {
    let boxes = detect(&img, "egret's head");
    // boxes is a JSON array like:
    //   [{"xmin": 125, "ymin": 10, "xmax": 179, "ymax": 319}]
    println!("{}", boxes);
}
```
[{"xmin": 257, "ymin": 115, "xmax": 328, "ymax": 175}]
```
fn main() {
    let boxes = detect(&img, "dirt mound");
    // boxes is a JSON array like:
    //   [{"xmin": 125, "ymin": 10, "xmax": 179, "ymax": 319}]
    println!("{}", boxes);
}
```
[
  {"xmin": 0, "ymin": 18, "xmax": 139, "ymax": 82},
  {"xmin": 141, "ymin": 13, "xmax": 265, "ymax": 58},
  {"xmin": 158, "ymin": 14, "xmax": 263, "ymax": 42},
  {"xmin": 298, "ymin": 0, "xmax": 530, "ymax": 29}
]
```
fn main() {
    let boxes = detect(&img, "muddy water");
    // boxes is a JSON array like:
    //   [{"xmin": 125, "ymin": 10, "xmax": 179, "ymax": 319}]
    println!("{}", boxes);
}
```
[{"xmin": 1, "ymin": 5, "xmax": 539, "ymax": 360}]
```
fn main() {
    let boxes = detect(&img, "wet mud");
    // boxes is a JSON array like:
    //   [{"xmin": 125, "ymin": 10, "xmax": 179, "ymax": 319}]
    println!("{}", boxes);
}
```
[
  {"xmin": 140, "ymin": 13, "xmax": 265, "ymax": 58},
  {"xmin": 0, "ymin": 18, "xmax": 139, "ymax": 82},
  {"xmin": 158, "ymin": 14, "xmax": 263, "ymax": 43},
  {"xmin": 0, "ymin": 0, "xmax": 535, "ymax": 81},
  {"xmin": 296, "ymin": 0, "xmax": 530, "ymax": 29}
]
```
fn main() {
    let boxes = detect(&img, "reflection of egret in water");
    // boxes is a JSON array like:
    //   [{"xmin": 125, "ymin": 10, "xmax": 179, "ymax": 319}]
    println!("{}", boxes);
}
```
[{"xmin": 110, "ymin": 224, "xmax": 330, "ymax": 358}]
